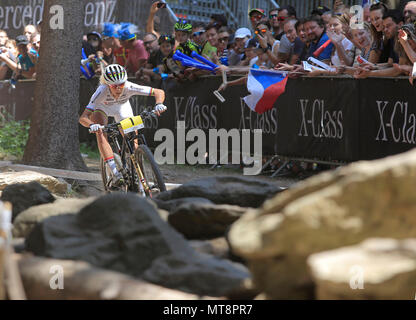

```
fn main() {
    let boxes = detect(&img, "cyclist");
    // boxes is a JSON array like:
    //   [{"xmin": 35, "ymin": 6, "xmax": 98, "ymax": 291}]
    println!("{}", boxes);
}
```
[{"xmin": 79, "ymin": 63, "xmax": 167, "ymax": 186}]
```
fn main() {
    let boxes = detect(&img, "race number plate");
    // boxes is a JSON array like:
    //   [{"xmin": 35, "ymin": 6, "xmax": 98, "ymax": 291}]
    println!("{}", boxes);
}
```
[{"xmin": 120, "ymin": 116, "xmax": 144, "ymax": 133}]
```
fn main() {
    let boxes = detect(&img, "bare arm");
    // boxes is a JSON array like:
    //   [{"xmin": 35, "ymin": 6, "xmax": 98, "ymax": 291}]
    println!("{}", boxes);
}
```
[
  {"xmin": 79, "ymin": 109, "xmax": 95, "ymax": 128},
  {"xmin": 153, "ymin": 88, "xmax": 165, "ymax": 104},
  {"xmin": 146, "ymin": 2, "xmax": 161, "ymax": 39}
]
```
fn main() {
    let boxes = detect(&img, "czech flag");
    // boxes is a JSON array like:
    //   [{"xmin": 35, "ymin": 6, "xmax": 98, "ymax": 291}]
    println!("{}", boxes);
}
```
[{"xmin": 243, "ymin": 69, "xmax": 288, "ymax": 114}]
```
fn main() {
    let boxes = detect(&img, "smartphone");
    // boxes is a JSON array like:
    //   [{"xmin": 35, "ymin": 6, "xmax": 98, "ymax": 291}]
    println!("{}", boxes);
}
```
[{"xmin": 157, "ymin": 1, "xmax": 166, "ymax": 8}]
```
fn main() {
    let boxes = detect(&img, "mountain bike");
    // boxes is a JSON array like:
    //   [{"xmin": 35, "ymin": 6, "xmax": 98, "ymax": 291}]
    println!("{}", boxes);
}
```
[{"xmin": 94, "ymin": 110, "xmax": 166, "ymax": 198}]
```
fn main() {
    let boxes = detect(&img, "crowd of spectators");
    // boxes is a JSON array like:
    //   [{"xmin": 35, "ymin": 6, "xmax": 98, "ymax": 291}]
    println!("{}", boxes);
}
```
[{"xmin": 3, "ymin": 1, "xmax": 416, "ymax": 85}]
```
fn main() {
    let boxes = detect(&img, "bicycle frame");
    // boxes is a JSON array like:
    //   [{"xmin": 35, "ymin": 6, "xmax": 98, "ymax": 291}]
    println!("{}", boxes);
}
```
[{"xmin": 106, "ymin": 128, "xmax": 151, "ymax": 194}]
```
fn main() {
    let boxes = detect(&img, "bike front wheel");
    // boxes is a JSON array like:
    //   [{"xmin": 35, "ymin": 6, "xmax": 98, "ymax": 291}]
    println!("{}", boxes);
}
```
[{"xmin": 134, "ymin": 144, "xmax": 166, "ymax": 197}]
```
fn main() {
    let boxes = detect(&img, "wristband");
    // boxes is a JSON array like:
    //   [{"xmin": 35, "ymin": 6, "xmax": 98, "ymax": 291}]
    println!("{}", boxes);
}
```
[
  {"xmin": 161, "ymin": 73, "xmax": 168, "ymax": 80},
  {"xmin": 153, "ymin": 67, "xmax": 160, "ymax": 74}
]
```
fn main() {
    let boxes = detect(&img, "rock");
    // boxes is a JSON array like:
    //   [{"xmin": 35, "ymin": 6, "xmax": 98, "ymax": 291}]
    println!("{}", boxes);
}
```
[
  {"xmin": 155, "ymin": 176, "xmax": 285, "ymax": 208},
  {"xmin": 0, "ymin": 171, "xmax": 70, "ymax": 195},
  {"xmin": 12, "ymin": 197, "xmax": 96, "ymax": 238},
  {"xmin": 169, "ymin": 202, "xmax": 247, "ymax": 239},
  {"xmin": 152, "ymin": 197, "xmax": 213, "ymax": 212},
  {"xmin": 189, "ymin": 238, "xmax": 230, "ymax": 259},
  {"xmin": 308, "ymin": 238, "xmax": 416, "ymax": 300},
  {"xmin": 1, "ymin": 182, "xmax": 55, "ymax": 222},
  {"xmin": 25, "ymin": 193, "xmax": 250, "ymax": 297},
  {"xmin": 17, "ymin": 254, "xmax": 208, "ymax": 300},
  {"xmin": 229, "ymin": 149, "xmax": 416, "ymax": 299}
]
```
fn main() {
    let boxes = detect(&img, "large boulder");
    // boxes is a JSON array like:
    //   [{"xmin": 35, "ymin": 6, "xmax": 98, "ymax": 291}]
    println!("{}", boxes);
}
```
[
  {"xmin": 155, "ymin": 176, "xmax": 286, "ymax": 208},
  {"xmin": 12, "ymin": 198, "xmax": 96, "ymax": 238},
  {"xmin": 0, "ymin": 171, "xmax": 70, "ymax": 195},
  {"xmin": 308, "ymin": 238, "xmax": 416, "ymax": 300},
  {"xmin": 25, "ymin": 193, "xmax": 250, "ymax": 297},
  {"xmin": 152, "ymin": 197, "xmax": 213, "ymax": 212},
  {"xmin": 229, "ymin": 149, "xmax": 416, "ymax": 299},
  {"xmin": 168, "ymin": 202, "xmax": 247, "ymax": 239},
  {"xmin": 1, "ymin": 182, "xmax": 55, "ymax": 222}
]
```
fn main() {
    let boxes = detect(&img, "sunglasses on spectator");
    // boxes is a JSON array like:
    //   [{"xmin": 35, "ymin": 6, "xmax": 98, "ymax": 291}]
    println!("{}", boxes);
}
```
[
  {"xmin": 109, "ymin": 83, "xmax": 125, "ymax": 89},
  {"xmin": 269, "ymin": 14, "xmax": 278, "ymax": 19},
  {"xmin": 33, "ymin": 41, "xmax": 40, "ymax": 45},
  {"xmin": 277, "ymin": 17, "xmax": 286, "ymax": 22},
  {"xmin": 255, "ymin": 29, "xmax": 268, "ymax": 35},
  {"xmin": 192, "ymin": 31, "xmax": 205, "ymax": 37},
  {"xmin": 218, "ymin": 37, "xmax": 229, "ymax": 42}
]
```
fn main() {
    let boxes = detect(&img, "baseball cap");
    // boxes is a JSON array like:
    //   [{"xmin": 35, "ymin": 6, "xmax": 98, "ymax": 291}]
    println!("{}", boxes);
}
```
[
  {"xmin": 249, "ymin": 8, "xmax": 265, "ymax": 17},
  {"xmin": 311, "ymin": 6, "xmax": 331, "ymax": 16},
  {"xmin": 246, "ymin": 38, "xmax": 259, "ymax": 48},
  {"xmin": 15, "ymin": 35, "xmax": 29, "ymax": 46},
  {"xmin": 87, "ymin": 31, "xmax": 102, "ymax": 40},
  {"xmin": 234, "ymin": 27, "xmax": 252, "ymax": 39}
]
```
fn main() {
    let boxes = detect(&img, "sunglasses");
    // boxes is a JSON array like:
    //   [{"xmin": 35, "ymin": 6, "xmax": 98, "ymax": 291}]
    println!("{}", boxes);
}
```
[
  {"xmin": 110, "ymin": 83, "xmax": 125, "ymax": 89},
  {"xmin": 278, "ymin": 17, "xmax": 286, "ymax": 22},
  {"xmin": 218, "ymin": 37, "xmax": 229, "ymax": 42},
  {"xmin": 33, "ymin": 41, "xmax": 40, "ymax": 45},
  {"xmin": 255, "ymin": 29, "xmax": 267, "ymax": 35},
  {"xmin": 192, "ymin": 31, "xmax": 205, "ymax": 37},
  {"xmin": 269, "ymin": 14, "xmax": 278, "ymax": 19}
]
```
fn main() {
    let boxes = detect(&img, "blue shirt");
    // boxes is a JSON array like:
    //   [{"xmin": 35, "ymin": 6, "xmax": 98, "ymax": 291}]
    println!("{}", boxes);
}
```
[
  {"xmin": 308, "ymin": 32, "xmax": 333, "ymax": 61},
  {"xmin": 18, "ymin": 48, "xmax": 38, "ymax": 71}
]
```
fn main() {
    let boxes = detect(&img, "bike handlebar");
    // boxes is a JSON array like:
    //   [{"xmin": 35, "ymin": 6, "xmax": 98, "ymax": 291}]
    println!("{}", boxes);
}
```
[{"xmin": 89, "ymin": 110, "xmax": 158, "ymax": 134}]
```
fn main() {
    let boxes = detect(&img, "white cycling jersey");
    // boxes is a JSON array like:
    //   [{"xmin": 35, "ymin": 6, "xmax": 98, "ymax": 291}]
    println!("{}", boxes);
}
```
[{"xmin": 85, "ymin": 81, "xmax": 154, "ymax": 122}]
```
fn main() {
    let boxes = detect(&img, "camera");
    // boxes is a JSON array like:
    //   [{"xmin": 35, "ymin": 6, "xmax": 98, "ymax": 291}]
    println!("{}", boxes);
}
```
[{"xmin": 157, "ymin": 1, "xmax": 166, "ymax": 8}]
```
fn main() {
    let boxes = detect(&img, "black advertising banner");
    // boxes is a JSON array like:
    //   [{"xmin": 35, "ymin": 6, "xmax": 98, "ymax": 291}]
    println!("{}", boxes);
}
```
[
  {"xmin": 3, "ymin": 76, "xmax": 416, "ymax": 163},
  {"xmin": 358, "ymin": 78, "xmax": 416, "ymax": 160},
  {"xmin": 275, "ymin": 77, "xmax": 360, "ymax": 162}
]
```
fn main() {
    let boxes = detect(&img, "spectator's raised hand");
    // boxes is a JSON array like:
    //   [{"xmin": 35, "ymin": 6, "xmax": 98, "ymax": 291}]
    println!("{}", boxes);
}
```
[
  {"xmin": 399, "ymin": 29, "xmax": 408, "ymax": 43},
  {"xmin": 150, "ymin": 1, "xmax": 162, "ymax": 15},
  {"xmin": 215, "ymin": 64, "xmax": 229, "ymax": 75},
  {"xmin": 327, "ymin": 30, "xmax": 343, "ymax": 45}
]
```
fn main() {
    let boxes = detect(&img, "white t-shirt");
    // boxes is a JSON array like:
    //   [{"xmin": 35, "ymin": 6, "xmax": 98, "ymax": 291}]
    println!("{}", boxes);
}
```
[
  {"xmin": 86, "ymin": 81, "xmax": 153, "ymax": 122},
  {"xmin": 331, "ymin": 38, "xmax": 354, "ymax": 66}
]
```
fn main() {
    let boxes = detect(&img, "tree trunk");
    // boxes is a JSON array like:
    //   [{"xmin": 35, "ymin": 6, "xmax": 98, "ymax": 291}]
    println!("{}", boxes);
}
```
[{"xmin": 23, "ymin": 0, "xmax": 87, "ymax": 171}]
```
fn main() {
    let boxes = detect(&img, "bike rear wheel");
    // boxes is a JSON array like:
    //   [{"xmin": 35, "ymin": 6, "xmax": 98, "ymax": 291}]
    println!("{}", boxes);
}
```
[{"xmin": 134, "ymin": 144, "xmax": 166, "ymax": 197}]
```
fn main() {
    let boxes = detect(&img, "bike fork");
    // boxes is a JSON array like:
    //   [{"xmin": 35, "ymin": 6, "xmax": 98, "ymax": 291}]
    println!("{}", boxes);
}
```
[{"xmin": 130, "ymin": 153, "xmax": 151, "ymax": 197}]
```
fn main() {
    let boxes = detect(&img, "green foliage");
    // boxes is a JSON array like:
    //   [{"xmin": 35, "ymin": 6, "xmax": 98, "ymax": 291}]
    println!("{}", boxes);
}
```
[
  {"xmin": 0, "ymin": 119, "xmax": 30, "ymax": 159},
  {"xmin": 80, "ymin": 141, "xmax": 100, "ymax": 160}
]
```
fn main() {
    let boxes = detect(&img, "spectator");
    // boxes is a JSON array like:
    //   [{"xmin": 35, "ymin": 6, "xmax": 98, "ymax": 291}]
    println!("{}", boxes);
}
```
[
  {"xmin": 255, "ymin": 20, "xmax": 280, "ymax": 67},
  {"xmin": 248, "ymin": 8, "xmax": 266, "ymax": 30},
  {"xmin": 311, "ymin": 6, "xmax": 331, "ymax": 25},
  {"xmin": 0, "ymin": 35, "xmax": 37, "ymax": 79},
  {"xmin": 228, "ymin": 27, "xmax": 251, "ymax": 66},
  {"xmin": 403, "ymin": 1, "xmax": 416, "ymax": 24},
  {"xmin": 0, "ymin": 30, "xmax": 15, "ymax": 80},
  {"xmin": 119, "ymin": 23, "xmax": 149, "ymax": 75},
  {"xmin": 24, "ymin": 24, "xmax": 37, "ymax": 48},
  {"xmin": 143, "ymin": 33, "xmax": 159, "ymax": 55},
  {"xmin": 138, "ymin": 34, "xmax": 176, "ymax": 82},
  {"xmin": 327, "ymin": 15, "xmax": 355, "ymax": 66},
  {"xmin": 0, "ymin": 29, "xmax": 8, "ymax": 47},
  {"xmin": 351, "ymin": 22, "xmax": 375, "ymax": 66},
  {"xmin": 269, "ymin": 8, "xmax": 280, "ymax": 39},
  {"xmin": 217, "ymin": 27, "xmax": 230, "ymax": 66},
  {"xmin": 101, "ymin": 23, "xmax": 128, "ymax": 66},
  {"xmin": 363, "ymin": 3, "xmax": 372, "ymax": 23},
  {"xmin": 291, "ymin": 18, "xmax": 309, "ymax": 64},
  {"xmin": 354, "ymin": 22, "xmax": 413, "ymax": 79},
  {"xmin": 31, "ymin": 33, "xmax": 40, "ymax": 53},
  {"xmin": 174, "ymin": 20, "xmax": 201, "ymax": 57},
  {"xmin": 210, "ymin": 14, "xmax": 228, "ymax": 28},
  {"xmin": 381, "ymin": 10, "xmax": 403, "ymax": 66},
  {"xmin": 275, "ymin": 5, "xmax": 297, "ymax": 40},
  {"xmin": 243, "ymin": 38, "xmax": 264, "ymax": 67},
  {"xmin": 305, "ymin": 15, "xmax": 334, "ymax": 63},
  {"xmin": 369, "ymin": 2, "xmax": 389, "ymax": 63},
  {"xmin": 192, "ymin": 23, "xmax": 206, "ymax": 47},
  {"xmin": 147, "ymin": 1, "xmax": 164, "ymax": 39},
  {"xmin": 277, "ymin": 18, "xmax": 300, "ymax": 63},
  {"xmin": 202, "ymin": 23, "xmax": 220, "ymax": 61}
]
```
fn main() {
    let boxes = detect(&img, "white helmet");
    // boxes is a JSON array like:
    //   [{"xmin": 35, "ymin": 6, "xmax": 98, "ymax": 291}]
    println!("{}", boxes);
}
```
[{"xmin": 103, "ymin": 64, "xmax": 127, "ymax": 85}]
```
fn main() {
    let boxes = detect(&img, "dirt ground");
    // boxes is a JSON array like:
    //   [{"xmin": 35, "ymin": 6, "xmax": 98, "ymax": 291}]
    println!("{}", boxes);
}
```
[{"xmin": 83, "ymin": 156, "xmax": 303, "ymax": 189}]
